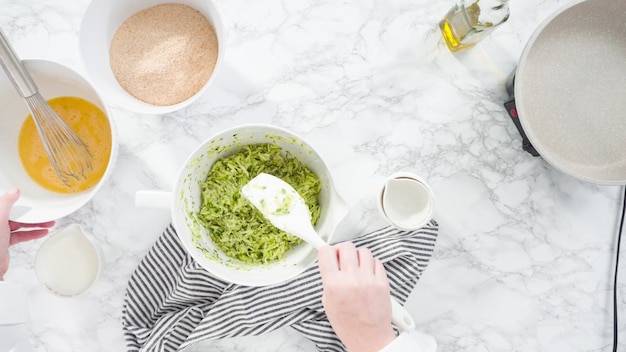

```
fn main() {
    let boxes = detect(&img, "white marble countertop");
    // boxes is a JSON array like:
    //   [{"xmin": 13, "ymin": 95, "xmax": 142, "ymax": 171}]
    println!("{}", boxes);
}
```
[{"xmin": 2, "ymin": 0, "xmax": 625, "ymax": 351}]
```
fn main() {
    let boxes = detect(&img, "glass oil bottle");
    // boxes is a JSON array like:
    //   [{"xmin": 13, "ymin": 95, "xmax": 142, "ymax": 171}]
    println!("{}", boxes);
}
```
[{"xmin": 439, "ymin": 0, "xmax": 510, "ymax": 52}]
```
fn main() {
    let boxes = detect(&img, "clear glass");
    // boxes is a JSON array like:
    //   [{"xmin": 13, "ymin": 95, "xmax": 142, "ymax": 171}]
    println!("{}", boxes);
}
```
[{"xmin": 439, "ymin": 0, "xmax": 510, "ymax": 52}]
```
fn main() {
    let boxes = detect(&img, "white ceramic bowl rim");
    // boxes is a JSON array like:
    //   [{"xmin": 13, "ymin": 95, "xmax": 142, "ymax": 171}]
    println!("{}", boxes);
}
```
[
  {"xmin": 170, "ymin": 124, "xmax": 348, "ymax": 287},
  {"xmin": 0, "ymin": 58, "xmax": 117, "ymax": 223},
  {"xmin": 78, "ymin": 0, "xmax": 225, "ymax": 115}
]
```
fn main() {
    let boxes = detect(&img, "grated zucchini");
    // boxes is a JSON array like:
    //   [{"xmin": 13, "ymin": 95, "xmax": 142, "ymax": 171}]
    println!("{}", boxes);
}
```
[{"xmin": 197, "ymin": 143, "xmax": 321, "ymax": 265}]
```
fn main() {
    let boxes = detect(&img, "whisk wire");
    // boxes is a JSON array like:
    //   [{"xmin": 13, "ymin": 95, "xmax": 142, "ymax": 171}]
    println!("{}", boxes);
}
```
[
  {"xmin": 26, "ymin": 93, "xmax": 93, "ymax": 186},
  {"xmin": 2, "ymin": 29, "xmax": 93, "ymax": 187}
]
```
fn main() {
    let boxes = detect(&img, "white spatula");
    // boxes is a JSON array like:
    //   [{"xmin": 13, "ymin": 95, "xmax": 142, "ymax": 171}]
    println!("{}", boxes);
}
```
[{"xmin": 241, "ymin": 172, "xmax": 416, "ymax": 332}]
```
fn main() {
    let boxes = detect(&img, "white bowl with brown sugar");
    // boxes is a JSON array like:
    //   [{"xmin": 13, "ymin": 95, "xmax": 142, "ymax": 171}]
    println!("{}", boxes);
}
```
[{"xmin": 79, "ymin": 0, "xmax": 224, "ymax": 114}]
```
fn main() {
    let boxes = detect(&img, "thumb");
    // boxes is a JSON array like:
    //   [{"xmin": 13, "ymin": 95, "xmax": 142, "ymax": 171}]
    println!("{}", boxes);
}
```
[
  {"xmin": 0, "ymin": 188, "xmax": 20, "ymax": 223},
  {"xmin": 318, "ymin": 245, "xmax": 339, "ymax": 280}
]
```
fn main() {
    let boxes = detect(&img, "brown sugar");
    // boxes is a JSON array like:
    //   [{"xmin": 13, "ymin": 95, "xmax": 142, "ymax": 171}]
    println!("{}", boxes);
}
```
[{"xmin": 109, "ymin": 3, "xmax": 218, "ymax": 106}]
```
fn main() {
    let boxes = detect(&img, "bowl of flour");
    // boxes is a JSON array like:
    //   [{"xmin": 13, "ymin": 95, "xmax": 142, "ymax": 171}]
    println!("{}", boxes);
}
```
[{"xmin": 79, "ymin": 0, "xmax": 224, "ymax": 114}]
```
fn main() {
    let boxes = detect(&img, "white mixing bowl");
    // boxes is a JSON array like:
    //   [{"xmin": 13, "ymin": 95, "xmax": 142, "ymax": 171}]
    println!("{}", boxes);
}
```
[
  {"xmin": 137, "ymin": 124, "xmax": 348, "ymax": 286},
  {"xmin": 79, "ymin": 0, "xmax": 225, "ymax": 115},
  {"xmin": 0, "ymin": 59, "xmax": 117, "ymax": 223}
]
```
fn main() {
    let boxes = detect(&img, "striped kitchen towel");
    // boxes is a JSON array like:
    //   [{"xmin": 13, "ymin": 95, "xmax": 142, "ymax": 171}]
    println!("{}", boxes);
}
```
[{"xmin": 122, "ymin": 221, "xmax": 439, "ymax": 352}]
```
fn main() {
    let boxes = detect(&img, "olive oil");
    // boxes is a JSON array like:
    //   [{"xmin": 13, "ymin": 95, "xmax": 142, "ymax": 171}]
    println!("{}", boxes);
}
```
[{"xmin": 439, "ymin": 0, "xmax": 509, "ymax": 52}]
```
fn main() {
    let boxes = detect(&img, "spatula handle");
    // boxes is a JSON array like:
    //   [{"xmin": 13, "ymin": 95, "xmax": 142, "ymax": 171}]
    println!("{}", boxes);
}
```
[{"xmin": 391, "ymin": 297, "xmax": 416, "ymax": 332}]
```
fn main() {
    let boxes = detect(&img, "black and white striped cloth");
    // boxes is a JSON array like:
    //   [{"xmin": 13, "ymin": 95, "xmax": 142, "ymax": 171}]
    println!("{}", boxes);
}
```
[{"xmin": 122, "ymin": 221, "xmax": 439, "ymax": 352}]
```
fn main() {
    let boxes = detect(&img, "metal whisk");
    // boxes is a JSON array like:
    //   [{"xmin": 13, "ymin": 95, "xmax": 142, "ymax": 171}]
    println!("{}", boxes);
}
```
[{"xmin": 0, "ymin": 29, "xmax": 92, "ymax": 185}]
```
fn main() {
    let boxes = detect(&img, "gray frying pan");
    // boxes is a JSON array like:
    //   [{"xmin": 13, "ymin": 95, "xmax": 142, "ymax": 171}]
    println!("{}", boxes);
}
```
[{"xmin": 515, "ymin": 0, "xmax": 626, "ymax": 185}]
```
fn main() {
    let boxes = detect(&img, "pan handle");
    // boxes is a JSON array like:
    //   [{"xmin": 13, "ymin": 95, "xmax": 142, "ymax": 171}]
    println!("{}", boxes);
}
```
[
  {"xmin": 504, "ymin": 72, "xmax": 540, "ymax": 157},
  {"xmin": 504, "ymin": 98, "xmax": 540, "ymax": 157}
]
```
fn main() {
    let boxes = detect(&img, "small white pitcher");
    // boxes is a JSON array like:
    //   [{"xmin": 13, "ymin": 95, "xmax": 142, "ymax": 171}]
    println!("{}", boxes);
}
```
[
  {"xmin": 377, "ymin": 172, "xmax": 434, "ymax": 230},
  {"xmin": 35, "ymin": 224, "xmax": 102, "ymax": 297}
]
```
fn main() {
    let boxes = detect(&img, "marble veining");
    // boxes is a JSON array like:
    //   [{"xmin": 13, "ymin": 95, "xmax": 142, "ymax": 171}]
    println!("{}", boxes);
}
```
[{"xmin": 2, "ymin": 0, "xmax": 625, "ymax": 351}]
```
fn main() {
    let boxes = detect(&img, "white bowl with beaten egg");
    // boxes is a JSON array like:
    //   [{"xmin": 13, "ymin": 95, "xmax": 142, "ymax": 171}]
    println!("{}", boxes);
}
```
[
  {"xmin": 79, "ymin": 0, "xmax": 224, "ymax": 115},
  {"xmin": 0, "ymin": 59, "xmax": 117, "ymax": 223},
  {"xmin": 136, "ymin": 124, "xmax": 349, "ymax": 286}
]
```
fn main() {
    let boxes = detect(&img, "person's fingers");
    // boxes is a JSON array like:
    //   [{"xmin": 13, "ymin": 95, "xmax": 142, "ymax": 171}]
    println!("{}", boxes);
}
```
[
  {"xmin": 318, "ymin": 245, "xmax": 339, "ymax": 279},
  {"xmin": 10, "ymin": 220, "xmax": 55, "ymax": 232},
  {"xmin": 357, "ymin": 247, "xmax": 375, "ymax": 272},
  {"xmin": 337, "ymin": 242, "xmax": 358, "ymax": 271},
  {"xmin": 0, "ymin": 188, "xmax": 20, "ymax": 224},
  {"xmin": 10, "ymin": 229, "xmax": 50, "ymax": 245},
  {"xmin": 374, "ymin": 258, "xmax": 389, "ymax": 281}
]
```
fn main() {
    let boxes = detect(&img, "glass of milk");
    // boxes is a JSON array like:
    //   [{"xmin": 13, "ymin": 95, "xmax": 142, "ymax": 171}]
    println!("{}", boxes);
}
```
[{"xmin": 35, "ymin": 224, "xmax": 102, "ymax": 297}]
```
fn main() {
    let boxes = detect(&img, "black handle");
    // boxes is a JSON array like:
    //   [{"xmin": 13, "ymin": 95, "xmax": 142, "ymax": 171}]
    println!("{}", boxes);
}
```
[
  {"xmin": 504, "ymin": 98, "xmax": 540, "ymax": 157},
  {"xmin": 504, "ymin": 72, "xmax": 540, "ymax": 157}
]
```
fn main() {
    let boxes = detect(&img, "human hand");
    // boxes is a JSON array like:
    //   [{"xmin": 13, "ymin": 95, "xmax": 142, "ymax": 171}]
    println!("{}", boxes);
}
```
[
  {"xmin": 0, "ymin": 188, "xmax": 55, "ymax": 280},
  {"xmin": 318, "ymin": 242, "xmax": 396, "ymax": 352}
]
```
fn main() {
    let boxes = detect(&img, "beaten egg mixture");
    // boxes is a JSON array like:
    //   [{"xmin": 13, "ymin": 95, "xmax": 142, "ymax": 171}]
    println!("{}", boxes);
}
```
[{"xmin": 18, "ymin": 96, "xmax": 112, "ymax": 194}]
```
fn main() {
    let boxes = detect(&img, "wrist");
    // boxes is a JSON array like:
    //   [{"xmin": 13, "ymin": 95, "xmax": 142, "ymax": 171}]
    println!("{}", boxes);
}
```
[{"xmin": 345, "ymin": 328, "xmax": 396, "ymax": 352}]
